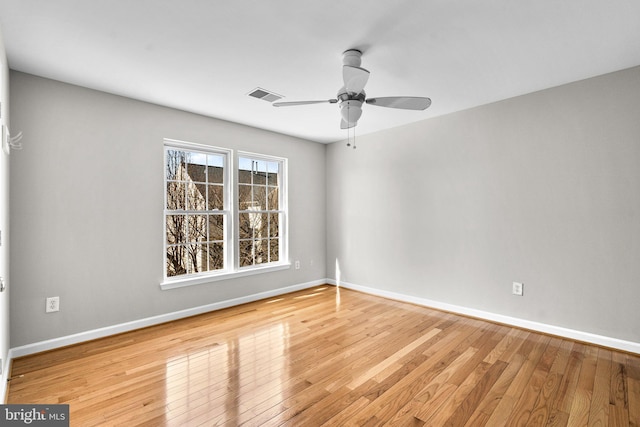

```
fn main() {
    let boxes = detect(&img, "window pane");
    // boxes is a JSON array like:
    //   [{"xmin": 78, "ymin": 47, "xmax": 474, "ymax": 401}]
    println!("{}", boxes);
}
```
[
  {"xmin": 207, "ymin": 154, "xmax": 224, "ymax": 184},
  {"xmin": 239, "ymin": 158, "xmax": 253, "ymax": 184},
  {"xmin": 186, "ymin": 153, "xmax": 207, "ymax": 182},
  {"xmin": 267, "ymin": 161, "xmax": 279, "ymax": 185},
  {"xmin": 254, "ymin": 239, "xmax": 268, "ymax": 265},
  {"xmin": 208, "ymin": 214, "xmax": 224, "ymax": 241},
  {"xmin": 207, "ymin": 184, "xmax": 223, "ymax": 210},
  {"xmin": 267, "ymin": 187, "xmax": 279, "ymax": 210},
  {"xmin": 187, "ymin": 215, "xmax": 207, "ymax": 242},
  {"xmin": 238, "ymin": 184, "xmax": 252, "ymax": 209},
  {"xmin": 166, "ymin": 215, "xmax": 186, "ymax": 244},
  {"xmin": 252, "ymin": 185, "xmax": 267, "ymax": 210},
  {"xmin": 186, "ymin": 243, "xmax": 207, "ymax": 273},
  {"xmin": 255, "ymin": 213, "xmax": 268, "ymax": 237},
  {"xmin": 166, "ymin": 150, "xmax": 187, "ymax": 180},
  {"xmin": 166, "ymin": 245, "xmax": 187, "ymax": 277},
  {"xmin": 208, "ymin": 243, "xmax": 224, "ymax": 270},
  {"xmin": 253, "ymin": 172, "xmax": 266, "ymax": 185},
  {"xmin": 187, "ymin": 182, "xmax": 206, "ymax": 210},
  {"xmin": 269, "ymin": 213, "xmax": 279, "ymax": 238},
  {"xmin": 269, "ymin": 239, "xmax": 279, "ymax": 263},
  {"xmin": 239, "ymin": 240, "xmax": 253, "ymax": 267},
  {"xmin": 166, "ymin": 181, "xmax": 185, "ymax": 210},
  {"xmin": 239, "ymin": 213, "xmax": 252, "ymax": 239},
  {"xmin": 207, "ymin": 165, "xmax": 224, "ymax": 184},
  {"xmin": 240, "ymin": 211, "xmax": 267, "ymax": 238},
  {"xmin": 253, "ymin": 159, "xmax": 267, "ymax": 173}
]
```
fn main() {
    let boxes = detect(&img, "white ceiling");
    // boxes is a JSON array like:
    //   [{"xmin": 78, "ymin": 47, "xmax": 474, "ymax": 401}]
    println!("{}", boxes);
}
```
[{"xmin": 1, "ymin": 0, "xmax": 640, "ymax": 143}]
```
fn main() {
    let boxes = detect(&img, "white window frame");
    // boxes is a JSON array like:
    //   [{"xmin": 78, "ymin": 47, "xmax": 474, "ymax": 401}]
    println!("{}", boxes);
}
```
[{"xmin": 161, "ymin": 140, "xmax": 289, "ymax": 290}]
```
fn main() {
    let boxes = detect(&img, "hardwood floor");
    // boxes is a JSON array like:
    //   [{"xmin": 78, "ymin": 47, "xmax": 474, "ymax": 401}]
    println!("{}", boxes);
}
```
[{"xmin": 7, "ymin": 285, "xmax": 640, "ymax": 426}]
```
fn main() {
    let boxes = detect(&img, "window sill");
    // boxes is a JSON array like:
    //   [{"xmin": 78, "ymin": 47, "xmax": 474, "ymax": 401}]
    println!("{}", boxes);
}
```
[{"xmin": 160, "ymin": 262, "xmax": 291, "ymax": 290}]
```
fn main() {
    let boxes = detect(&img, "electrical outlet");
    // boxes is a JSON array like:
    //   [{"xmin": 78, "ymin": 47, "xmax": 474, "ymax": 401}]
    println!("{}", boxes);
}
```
[
  {"xmin": 46, "ymin": 296, "xmax": 60, "ymax": 313},
  {"xmin": 512, "ymin": 282, "xmax": 524, "ymax": 296},
  {"xmin": 294, "ymin": 260, "xmax": 300, "ymax": 270}
]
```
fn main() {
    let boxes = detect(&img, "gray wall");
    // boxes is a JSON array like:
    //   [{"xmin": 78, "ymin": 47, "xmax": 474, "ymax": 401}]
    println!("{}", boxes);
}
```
[
  {"xmin": 0, "ymin": 26, "xmax": 10, "ymax": 385},
  {"xmin": 9, "ymin": 72, "xmax": 326, "ymax": 347},
  {"xmin": 327, "ymin": 66, "xmax": 640, "ymax": 343},
  {"xmin": 9, "ymin": 65, "xmax": 640, "ymax": 349}
]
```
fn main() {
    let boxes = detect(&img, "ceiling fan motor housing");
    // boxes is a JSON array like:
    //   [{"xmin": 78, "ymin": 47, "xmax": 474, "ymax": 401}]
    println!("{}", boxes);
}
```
[{"xmin": 342, "ymin": 49, "xmax": 362, "ymax": 67}]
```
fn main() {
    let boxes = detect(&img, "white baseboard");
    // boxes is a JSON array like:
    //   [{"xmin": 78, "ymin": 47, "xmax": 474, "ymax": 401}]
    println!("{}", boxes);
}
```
[
  {"xmin": 330, "ymin": 279, "xmax": 640, "ymax": 355},
  {"xmin": 9, "ymin": 279, "xmax": 325, "ymax": 360}
]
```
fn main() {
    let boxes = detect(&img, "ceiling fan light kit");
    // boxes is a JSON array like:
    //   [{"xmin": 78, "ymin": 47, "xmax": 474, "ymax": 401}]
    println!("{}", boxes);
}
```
[{"xmin": 272, "ymin": 48, "xmax": 431, "ymax": 146}]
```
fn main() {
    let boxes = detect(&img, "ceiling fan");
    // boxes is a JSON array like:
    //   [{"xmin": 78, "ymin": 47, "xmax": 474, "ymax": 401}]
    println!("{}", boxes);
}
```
[{"xmin": 273, "ymin": 49, "xmax": 431, "ymax": 130}]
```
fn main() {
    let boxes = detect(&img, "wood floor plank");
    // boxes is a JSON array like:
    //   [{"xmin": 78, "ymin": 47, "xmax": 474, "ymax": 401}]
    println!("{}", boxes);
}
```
[
  {"xmin": 6, "ymin": 285, "xmax": 640, "ymax": 426},
  {"xmin": 588, "ymin": 347, "xmax": 612, "ymax": 426},
  {"xmin": 321, "ymin": 396, "xmax": 371, "ymax": 426},
  {"xmin": 629, "ymin": 377, "xmax": 640, "ymax": 427},
  {"xmin": 608, "ymin": 351, "xmax": 629, "ymax": 426},
  {"xmin": 420, "ymin": 360, "xmax": 493, "ymax": 425},
  {"xmin": 552, "ymin": 341, "xmax": 586, "ymax": 418},
  {"xmin": 526, "ymin": 339, "xmax": 573, "ymax": 427},
  {"xmin": 567, "ymin": 344, "xmax": 599, "ymax": 426},
  {"xmin": 473, "ymin": 333, "xmax": 550, "ymax": 426},
  {"xmin": 505, "ymin": 337, "xmax": 562, "ymax": 426},
  {"xmin": 347, "ymin": 326, "xmax": 442, "ymax": 390},
  {"xmin": 442, "ymin": 359, "xmax": 508, "ymax": 426},
  {"xmin": 463, "ymin": 352, "xmax": 526, "ymax": 426},
  {"xmin": 375, "ymin": 347, "xmax": 470, "ymax": 426}
]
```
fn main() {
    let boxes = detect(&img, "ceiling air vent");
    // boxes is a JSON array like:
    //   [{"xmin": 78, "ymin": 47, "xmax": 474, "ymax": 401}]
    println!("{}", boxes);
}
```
[{"xmin": 247, "ymin": 87, "xmax": 283, "ymax": 103}]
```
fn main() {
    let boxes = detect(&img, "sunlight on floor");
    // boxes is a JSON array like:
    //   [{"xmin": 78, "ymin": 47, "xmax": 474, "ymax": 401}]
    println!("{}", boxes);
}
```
[
  {"xmin": 335, "ymin": 258, "xmax": 342, "ymax": 310},
  {"xmin": 164, "ymin": 322, "xmax": 289, "ymax": 424}
]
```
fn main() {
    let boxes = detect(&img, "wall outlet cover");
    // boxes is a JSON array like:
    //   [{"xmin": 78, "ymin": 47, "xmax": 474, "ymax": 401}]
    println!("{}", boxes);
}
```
[
  {"xmin": 46, "ymin": 296, "xmax": 60, "ymax": 313},
  {"xmin": 512, "ymin": 282, "xmax": 524, "ymax": 296}
]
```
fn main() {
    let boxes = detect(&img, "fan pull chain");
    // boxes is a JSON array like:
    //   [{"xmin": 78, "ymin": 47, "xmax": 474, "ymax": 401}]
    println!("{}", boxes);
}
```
[
  {"xmin": 345, "ymin": 104, "xmax": 356, "ymax": 149},
  {"xmin": 346, "ymin": 103, "xmax": 351, "ymax": 147},
  {"xmin": 347, "ymin": 129, "xmax": 356, "ymax": 149}
]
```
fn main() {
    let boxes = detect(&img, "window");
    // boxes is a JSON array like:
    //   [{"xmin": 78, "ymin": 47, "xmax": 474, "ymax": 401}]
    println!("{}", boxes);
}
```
[
  {"xmin": 238, "ymin": 155, "xmax": 285, "ymax": 268},
  {"xmin": 163, "ymin": 141, "xmax": 288, "ymax": 288},
  {"xmin": 165, "ymin": 144, "xmax": 229, "ymax": 278}
]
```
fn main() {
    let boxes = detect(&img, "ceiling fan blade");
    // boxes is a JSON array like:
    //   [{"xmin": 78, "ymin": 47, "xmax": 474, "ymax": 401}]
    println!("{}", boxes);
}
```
[
  {"xmin": 365, "ymin": 96, "xmax": 431, "ymax": 110},
  {"xmin": 343, "ymin": 65, "xmax": 370, "ymax": 94},
  {"xmin": 340, "ymin": 119, "xmax": 356, "ymax": 129},
  {"xmin": 273, "ymin": 99, "xmax": 337, "ymax": 107}
]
